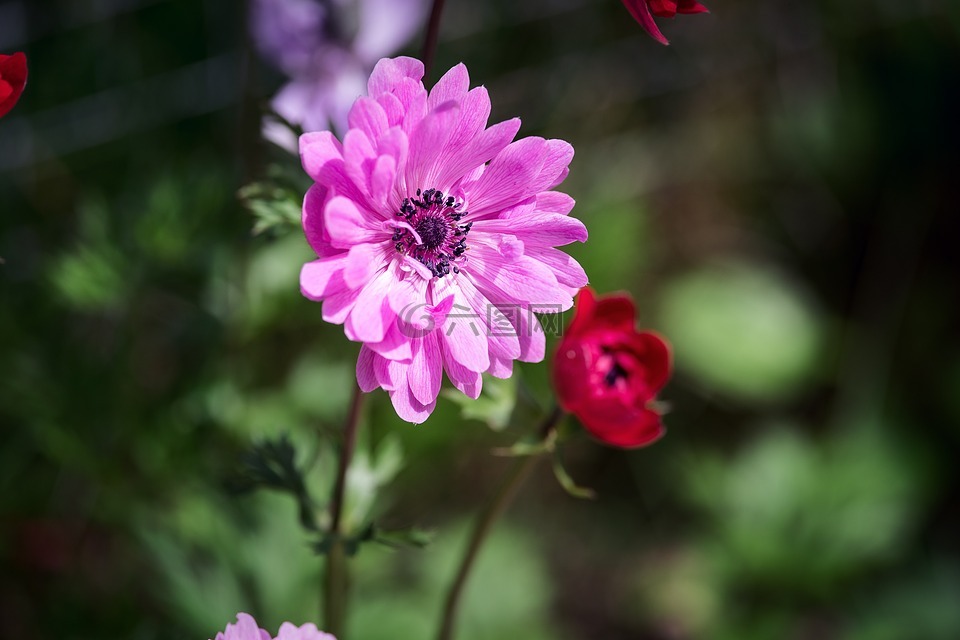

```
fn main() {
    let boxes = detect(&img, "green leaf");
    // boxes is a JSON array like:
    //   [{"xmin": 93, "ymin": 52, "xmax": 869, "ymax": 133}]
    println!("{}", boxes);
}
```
[
  {"xmin": 343, "ymin": 434, "xmax": 405, "ymax": 533},
  {"xmin": 239, "ymin": 181, "xmax": 303, "ymax": 236},
  {"xmin": 443, "ymin": 374, "xmax": 517, "ymax": 431},
  {"xmin": 551, "ymin": 453, "xmax": 596, "ymax": 500},
  {"xmin": 231, "ymin": 435, "xmax": 319, "ymax": 531},
  {"xmin": 372, "ymin": 525, "xmax": 436, "ymax": 550}
]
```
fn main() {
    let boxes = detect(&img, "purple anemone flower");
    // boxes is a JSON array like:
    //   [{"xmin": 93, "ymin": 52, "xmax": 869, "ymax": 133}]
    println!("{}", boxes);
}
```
[
  {"xmin": 213, "ymin": 613, "xmax": 335, "ymax": 640},
  {"xmin": 299, "ymin": 57, "xmax": 589, "ymax": 423},
  {"xmin": 250, "ymin": 0, "xmax": 427, "ymax": 142}
]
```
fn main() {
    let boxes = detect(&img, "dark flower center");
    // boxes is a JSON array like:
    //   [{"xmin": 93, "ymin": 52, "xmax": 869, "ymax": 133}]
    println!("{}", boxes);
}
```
[
  {"xmin": 604, "ymin": 361, "xmax": 629, "ymax": 387},
  {"xmin": 415, "ymin": 215, "xmax": 449, "ymax": 249},
  {"xmin": 393, "ymin": 188, "xmax": 471, "ymax": 278}
]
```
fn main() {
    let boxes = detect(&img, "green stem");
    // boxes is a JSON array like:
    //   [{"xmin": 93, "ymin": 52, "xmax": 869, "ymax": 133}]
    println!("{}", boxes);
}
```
[
  {"xmin": 323, "ymin": 383, "xmax": 365, "ymax": 638},
  {"xmin": 436, "ymin": 405, "xmax": 564, "ymax": 640}
]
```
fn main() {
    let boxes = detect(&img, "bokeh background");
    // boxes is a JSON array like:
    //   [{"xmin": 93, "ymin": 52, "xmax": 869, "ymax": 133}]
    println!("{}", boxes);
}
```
[{"xmin": 2, "ymin": 0, "xmax": 959, "ymax": 638}]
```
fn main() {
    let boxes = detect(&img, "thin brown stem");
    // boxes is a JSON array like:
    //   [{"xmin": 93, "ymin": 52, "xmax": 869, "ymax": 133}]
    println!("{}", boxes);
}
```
[
  {"xmin": 323, "ymin": 382, "xmax": 365, "ymax": 638},
  {"xmin": 436, "ymin": 405, "xmax": 565, "ymax": 640},
  {"xmin": 330, "ymin": 383, "xmax": 364, "ymax": 532},
  {"xmin": 420, "ymin": 0, "xmax": 447, "ymax": 81}
]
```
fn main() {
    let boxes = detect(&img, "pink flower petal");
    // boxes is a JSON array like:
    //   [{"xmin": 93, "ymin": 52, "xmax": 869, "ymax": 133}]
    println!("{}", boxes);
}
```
[
  {"xmin": 524, "ymin": 247, "xmax": 589, "ymax": 294},
  {"xmin": 376, "ymin": 92, "xmax": 406, "ymax": 127},
  {"xmin": 435, "ymin": 117, "xmax": 521, "ymax": 190},
  {"xmin": 302, "ymin": 183, "xmax": 336, "ymax": 257},
  {"xmin": 435, "ymin": 279, "xmax": 491, "ymax": 373},
  {"xmin": 214, "ymin": 613, "xmax": 271, "ymax": 640},
  {"xmin": 474, "ymin": 213, "xmax": 588, "ymax": 246},
  {"xmin": 486, "ymin": 356, "xmax": 514, "ymax": 379},
  {"xmin": 323, "ymin": 196, "xmax": 382, "ymax": 248},
  {"xmin": 408, "ymin": 333, "xmax": 442, "ymax": 405},
  {"xmin": 342, "ymin": 243, "xmax": 382, "ymax": 289},
  {"xmin": 367, "ymin": 56, "xmax": 424, "ymax": 98},
  {"xmin": 529, "ymin": 139, "xmax": 575, "ymax": 193},
  {"xmin": 346, "ymin": 268, "xmax": 397, "ymax": 343},
  {"xmin": 389, "ymin": 384, "xmax": 435, "ymax": 424},
  {"xmin": 347, "ymin": 96, "xmax": 389, "ymax": 142},
  {"xmin": 300, "ymin": 131, "xmax": 343, "ymax": 182},
  {"xmin": 367, "ymin": 321, "xmax": 414, "ymax": 362},
  {"xmin": 405, "ymin": 100, "xmax": 459, "ymax": 190},
  {"xmin": 427, "ymin": 62, "xmax": 470, "ymax": 110},
  {"xmin": 465, "ymin": 244, "xmax": 573, "ymax": 309},
  {"xmin": 534, "ymin": 191, "xmax": 576, "ymax": 215},
  {"xmin": 321, "ymin": 289, "xmax": 358, "ymax": 325},
  {"xmin": 356, "ymin": 346, "xmax": 378, "ymax": 392},
  {"xmin": 369, "ymin": 154, "xmax": 398, "ymax": 209},
  {"xmin": 275, "ymin": 620, "xmax": 337, "ymax": 640},
  {"xmin": 442, "ymin": 341, "xmax": 483, "ymax": 399},
  {"xmin": 300, "ymin": 255, "xmax": 350, "ymax": 301},
  {"xmin": 454, "ymin": 274, "xmax": 522, "ymax": 362},
  {"xmin": 463, "ymin": 137, "xmax": 548, "ymax": 218}
]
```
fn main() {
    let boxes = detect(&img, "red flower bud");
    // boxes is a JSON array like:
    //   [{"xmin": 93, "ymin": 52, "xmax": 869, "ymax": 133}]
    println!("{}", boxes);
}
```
[
  {"xmin": 0, "ymin": 52, "xmax": 28, "ymax": 119},
  {"xmin": 552, "ymin": 287, "xmax": 672, "ymax": 448},
  {"xmin": 620, "ymin": 0, "xmax": 709, "ymax": 45}
]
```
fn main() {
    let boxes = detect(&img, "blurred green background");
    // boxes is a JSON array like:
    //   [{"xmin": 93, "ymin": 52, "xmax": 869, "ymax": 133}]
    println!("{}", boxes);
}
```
[{"xmin": 2, "ymin": 0, "xmax": 959, "ymax": 638}]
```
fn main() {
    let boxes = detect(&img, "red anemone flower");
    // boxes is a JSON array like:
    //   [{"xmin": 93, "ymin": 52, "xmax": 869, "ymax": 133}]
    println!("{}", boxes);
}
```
[
  {"xmin": 621, "ymin": 0, "xmax": 709, "ymax": 45},
  {"xmin": 0, "ymin": 52, "xmax": 27, "ymax": 118},
  {"xmin": 552, "ymin": 288, "xmax": 672, "ymax": 448}
]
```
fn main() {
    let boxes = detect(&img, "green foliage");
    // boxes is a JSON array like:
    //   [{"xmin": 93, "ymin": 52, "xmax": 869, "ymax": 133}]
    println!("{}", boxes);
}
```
[
  {"xmin": 138, "ymin": 491, "xmax": 322, "ymax": 634},
  {"xmin": 3, "ymin": 1, "xmax": 958, "ymax": 639},
  {"xmin": 659, "ymin": 262, "xmax": 826, "ymax": 402},
  {"xmin": 343, "ymin": 434, "xmax": 405, "ymax": 535},
  {"xmin": 233, "ymin": 436, "xmax": 320, "ymax": 531},
  {"xmin": 443, "ymin": 374, "xmax": 518, "ymax": 431},
  {"xmin": 846, "ymin": 564, "xmax": 960, "ymax": 640},
  {"xmin": 349, "ymin": 521, "xmax": 560, "ymax": 640},
  {"xmin": 240, "ymin": 181, "xmax": 304, "ymax": 237},
  {"xmin": 682, "ymin": 424, "xmax": 927, "ymax": 593},
  {"xmin": 48, "ymin": 199, "xmax": 130, "ymax": 310}
]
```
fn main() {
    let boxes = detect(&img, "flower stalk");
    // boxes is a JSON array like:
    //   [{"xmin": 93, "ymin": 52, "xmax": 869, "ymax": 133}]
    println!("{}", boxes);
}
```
[
  {"xmin": 420, "ymin": 0, "xmax": 447, "ymax": 80},
  {"xmin": 323, "ymin": 382, "xmax": 365, "ymax": 638},
  {"xmin": 436, "ymin": 405, "xmax": 565, "ymax": 640}
]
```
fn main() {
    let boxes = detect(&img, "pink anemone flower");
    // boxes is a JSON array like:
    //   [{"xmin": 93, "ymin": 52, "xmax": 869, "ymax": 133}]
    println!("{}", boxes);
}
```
[
  {"xmin": 299, "ymin": 57, "xmax": 589, "ymax": 423},
  {"xmin": 213, "ymin": 613, "xmax": 335, "ymax": 640}
]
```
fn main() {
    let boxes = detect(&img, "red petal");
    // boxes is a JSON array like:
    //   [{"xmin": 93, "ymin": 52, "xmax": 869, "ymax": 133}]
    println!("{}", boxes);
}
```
[
  {"xmin": 577, "ymin": 402, "xmax": 666, "ymax": 449},
  {"xmin": 619, "ymin": 0, "xmax": 670, "ymax": 45},
  {"xmin": 565, "ymin": 287, "xmax": 598, "ymax": 338},
  {"xmin": 0, "ymin": 52, "xmax": 28, "ymax": 119},
  {"xmin": 648, "ymin": 0, "xmax": 679, "ymax": 18},
  {"xmin": 627, "ymin": 330, "xmax": 672, "ymax": 393},
  {"xmin": 593, "ymin": 292, "xmax": 637, "ymax": 334},
  {"xmin": 552, "ymin": 340, "xmax": 591, "ymax": 413},
  {"xmin": 677, "ymin": 0, "xmax": 709, "ymax": 14}
]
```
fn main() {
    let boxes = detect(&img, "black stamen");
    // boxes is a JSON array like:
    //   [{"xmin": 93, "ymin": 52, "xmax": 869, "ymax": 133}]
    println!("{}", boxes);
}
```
[
  {"xmin": 392, "ymin": 187, "xmax": 472, "ymax": 278},
  {"xmin": 604, "ymin": 362, "xmax": 629, "ymax": 387}
]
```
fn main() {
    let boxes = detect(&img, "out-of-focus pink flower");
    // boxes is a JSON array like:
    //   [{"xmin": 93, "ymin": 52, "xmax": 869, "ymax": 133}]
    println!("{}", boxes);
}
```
[
  {"xmin": 299, "ymin": 57, "xmax": 589, "ymax": 423},
  {"xmin": 621, "ymin": 0, "xmax": 709, "ymax": 45},
  {"xmin": 0, "ymin": 52, "xmax": 27, "ymax": 118},
  {"xmin": 552, "ymin": 288, "xmax": 671, "ymax": 448},
  {"xmin": 250, "ymin": 0, "xmax": 428, "ymax": 145},
  {"xmin": 213, "ymin": 613, "xmax": 335, "ymax": 640}
]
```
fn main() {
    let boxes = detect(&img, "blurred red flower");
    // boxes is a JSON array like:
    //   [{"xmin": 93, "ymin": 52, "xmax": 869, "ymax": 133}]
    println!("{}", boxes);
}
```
[
  {"xmin": 621, "ymin": 0, "xmax": 709, "ymax": 45},
  {"xmin": 552, "ymin": 288, "xmax": 672, "ymax": 448},
  {"xmin": 0, "ymin": 52, "xmax": 27, "ymax": 117},
  {"xmin": 0, "ymin": 52, "xmax": 27, "ymax": 118}
]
